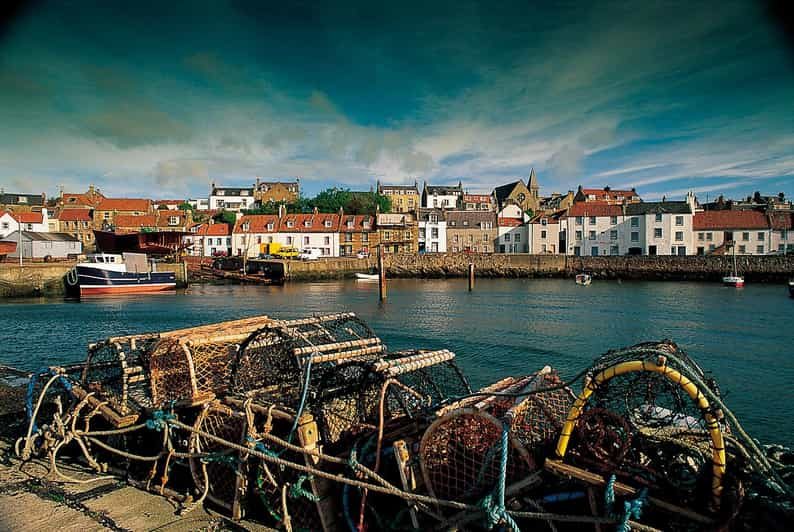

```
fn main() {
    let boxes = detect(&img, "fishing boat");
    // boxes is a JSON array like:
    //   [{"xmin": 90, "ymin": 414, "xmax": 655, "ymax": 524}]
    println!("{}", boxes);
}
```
[
  {"xmin": 723, "ymin": 245, "xmax": 744, "ymax": 288},
  {"xmin": 575, "ymin": 273, "xmax": 592, "ymax": 286},
  {"xmin": 66, "ymin": 252, "xmax": 176, "ymax": 296},
  {"xmin": 355, "ymin": 272, "xmax": 379, "ymax": 281}
]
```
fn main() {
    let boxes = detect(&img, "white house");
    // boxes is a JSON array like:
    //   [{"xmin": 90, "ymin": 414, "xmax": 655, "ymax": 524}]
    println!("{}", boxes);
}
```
[
  {"xmin": 624, "ymin": 198, "xmax": 695, "ymax": 256},
  {"xmin": 418, "ymin": 208, "xmax": 447, "ymax": 253},
  {"xmin": 2, "ymin": 231, "xmax": 81, "ymax": 259},
  {"xmin": 421, "ymin": 183, "xmax": 463, "ymax": 209},
  {"xmin": 769, "ymin": 212, "xmax": 794, "ymax": 254},
  {"xmin": 209, "ymin": 185, "xmax": 255, "ymax": 211},
  {"xmin": 184, "ymin": 223, "xmax": 233, "ymax": 257},
  {"xmin": 187, "ymin": 198, "xmax": 210, "ymax": 210},
  {"xmin": 692, "ymin": 210, "xmax": 772, "ymax": 255},
  {"xmin": 497, "ymin": 218, "xmax": 528, "ymax": 253},
  {"xmin": 528, "ymin": 213, "xmax": 563, "ymax": 254},
  {"xmin": 276, "ymin": 212, "xmax": 340, "ymax": 257},
  {"xmin": 0, "ymin": 209, "xmax": 49, "ymax": 238},
  {"xmin": 232, "ymin": 214, "xmax": 281, "ymax": 257}
]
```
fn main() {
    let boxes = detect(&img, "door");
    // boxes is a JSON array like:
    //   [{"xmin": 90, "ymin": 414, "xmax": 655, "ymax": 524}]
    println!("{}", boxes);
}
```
[
  {"xmin": 591, "ymin": 246, "xmax": 598, "ymax": 256},
  {"xmin": 648, "ymin": 245, "xmax": 657, "ymax": 255}
]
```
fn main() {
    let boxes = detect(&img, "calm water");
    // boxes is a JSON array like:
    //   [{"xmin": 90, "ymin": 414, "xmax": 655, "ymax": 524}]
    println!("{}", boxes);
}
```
[{"xmin": 1, "ymin": 279, "xmax": 792, "ymax": 446}]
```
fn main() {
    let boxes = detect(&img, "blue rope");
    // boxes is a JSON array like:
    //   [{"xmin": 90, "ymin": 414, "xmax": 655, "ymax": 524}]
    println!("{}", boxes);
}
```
[
  {"xmin": 616, "ymin": 488, "xmax": 647, "ymax": 532},
  {"xmin": 480, "ymin": 424, "xmax": 521, "ymax": 531},
  {"xmin": 286, "ymin": 355, "xmax": 314, "ymax": 444},
  {"xmin": 539, "ymin": 491, "xmax": 586, "ymax": 504},
  {"xmin": 146, "ymin": 410, "xmax": 176, "ymax": 432},
  {"xmin": 26, "ymin": 367, "xmax": 73, "ymax": 433},
  {"xmin": 604, "ymin": 473, "xmax": 617, "ymax": 515}
]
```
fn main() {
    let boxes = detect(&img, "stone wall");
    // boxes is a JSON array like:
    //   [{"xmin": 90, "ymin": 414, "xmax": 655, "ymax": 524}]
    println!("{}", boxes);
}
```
[
  {"xmin": 384, "ymin": 253, "xmax": 566, "ymax": 277},
  {"xmin": 0, "ymin": 262, "xmax": 74, "ymax": 297},
  {"xmin": 282, "ymin": 257, "xmax": 376, "ymax": 280}
]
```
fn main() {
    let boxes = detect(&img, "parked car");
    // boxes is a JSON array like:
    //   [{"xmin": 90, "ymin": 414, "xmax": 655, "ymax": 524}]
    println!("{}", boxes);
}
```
[
  {"xmin": 298, "ymin": 248, "xmax": 322, "ymax": 261},
  {"xmin": 356, "ymin": 250, "xmax": 370, "ymax": 259}
]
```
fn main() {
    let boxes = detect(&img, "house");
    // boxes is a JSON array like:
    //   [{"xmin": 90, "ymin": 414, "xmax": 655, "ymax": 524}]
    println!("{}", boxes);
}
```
[
  {"xmin": 497, "ymin": 217, "xmax": 529, "ymax": 253},
  {"xmin": 153, "ymin": 200, "xmax": 185, "ymax": 210},
  {"xmin": 232, "ymin": 214, "xmax": 281, "ymax": 257},
  {"xmin": 278, "ymin": 211, "xmax": 341, "ymax": 257},
  {"xmin": 58, "ymin": 185, "xmax": 105, "ymax": 210},
  {"xmin": 187, "ymin": 198, "xmax": 210, "ymax": 210},
  {"xmin": 93, "ymin": 198, "xmax": 152, "ymax": 229},
  {"xmin": 0, "ymin": 190, "xmax": 46, "ymax": 212},
  {"xmin": 184, "ymin": 223, "xmax": 232, "ymax": 257},
  {"xmin": 539, "ymin": 191, "xmax": 574, "ymax": 213},
  {"xmin": 113, "ymin": 214, "xmax": 158, "ymax": 233},
  {"xmin": 624, "ymin": 198, "xmax": 695, "ymax": 256},
  {"xmin": 528, "ymin": 212, "xmax": 563, "ymax": 254},
  {"xmin": 692, "ymin": 210, "xmax": 771, "ymax": 255},
  {"xmin": 377, "ymin": 213, "xmax": 418, "ymax": 253},
  {"xmin": 492, "ymin": 170, "xmax": 540, "ymax": 214},
  {"xmin": 445, "ymin": 211, "xmax": 497, "ymax": 253},
  {"xmin": 254, "ymin": 178, "xmax": 300, "ymax": 204},
  {"xmin": 768, "ymin": 212, "xmax": 794, "ymax": 254},
  {"xmin": 422, "ymin": 182, "xmax": 463, "ymax": 210},
  {"xmin": 209, "ymin": 184, "xmax": 255, "ymax": 211},
  {"xmin": 0, "ymin": 209, "xmax": 50, "ymax": 237},
  {"xmin": 573, "ymin": 185, "xmax": 640, "ymax": 205},
  {"xmin": 417, "ymin": 208, "xmax": 447, "ymax": 253},
  {"xmin": 461, "ymin": 194, "xmax": 495, "ymax": 212},
  {"xmin": 2, "ymin": 231, "xmax": 81, "ymax": 259},
  {"xmin": 377, "ymin": 181, "xmax": 420, "ymax": 213},
  {"xmin": 58, "ymin": 209, "xmax": 95, "ymax": 251},
  {"xmin": 339, "ymin": 214, "xmax": 378, "ymax": 256},
  {"xmin": 112, "ymin": 210, "xmax": 193, "ymax": 234}
]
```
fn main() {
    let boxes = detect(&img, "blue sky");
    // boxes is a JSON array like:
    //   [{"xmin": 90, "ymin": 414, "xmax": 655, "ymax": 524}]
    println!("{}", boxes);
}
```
[{"xmin": 0, "ymin": 0, "xmax": 792, "ymax": 201}]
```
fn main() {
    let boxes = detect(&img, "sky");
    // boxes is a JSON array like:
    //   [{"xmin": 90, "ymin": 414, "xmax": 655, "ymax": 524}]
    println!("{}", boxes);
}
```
[{"xmin": 0, "ymin": 0, "xmax": 793, "ymax": 202}]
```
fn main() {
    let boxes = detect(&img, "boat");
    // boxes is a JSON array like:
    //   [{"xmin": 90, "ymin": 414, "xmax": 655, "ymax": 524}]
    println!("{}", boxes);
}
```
[
  {"xmin": 723, "ymin": 244, "xmax": 744, "ymax": 287},
  {"xmin": 575, "ymin": 273, "xmax": 592, "ymax": 286},
  {"xmin": 788, "ymin": 279, "xmax": 794, "ymax": 298},
  {"xmin": 66, "ymin": 252, "xmax": 176, "ymax": 296},
  {"xmin": 355, "ymin": 272, "xmax": 380, "ymax": 281}
]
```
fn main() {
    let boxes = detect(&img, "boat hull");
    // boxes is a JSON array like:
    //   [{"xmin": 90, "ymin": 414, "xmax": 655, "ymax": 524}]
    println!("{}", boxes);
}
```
[
  {"xmin": 723, "ymin": 276, "xmax": 744, "ymax": 288},
  {"xmin": 355, "ymin": 273, "xmax": 379, "ymax": 281},
  {"xmin": 70, "ymin": 265, "xmax": 176, "ymax": 296}
]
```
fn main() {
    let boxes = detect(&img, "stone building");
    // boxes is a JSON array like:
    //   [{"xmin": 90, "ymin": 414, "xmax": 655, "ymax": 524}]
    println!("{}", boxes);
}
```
[
  {"xmin": 377, "ymin": 212, "xmax": 418, "ymax": 253},
  {"xmin": 492, "ymin": 168, "xmax": 540, "ymax": 214},
  {"xmin": 58, "ymin": 209, "xmax": 95, "ymax": 251},
  {"xmin": 58, "ymin": 185, "xmax": 105, "ymax": 210},
  {"xmin": 377, "ymin": 181, "xmax": 420, "ymax": 213},
  {"xmin": 93, "ymin": 198, "xmax": 152, "ymax": 229},
  {"xmin": 445, "ymin": 211, "xmax": 497, "ymax": 253},
  {"xmin": 461, "ymin": 194, "xmax": 495, "ymax": 211},
  {"xmin": 339, "ymin": 214, "xmax": 378, "ymax": 256},
  {"xmin": 254, "ymin": 178, "xmax": 300, "ymax": 204},
  {"xmin": 0, "ymin": 190, "xmax": 46, "ymax": 213}
]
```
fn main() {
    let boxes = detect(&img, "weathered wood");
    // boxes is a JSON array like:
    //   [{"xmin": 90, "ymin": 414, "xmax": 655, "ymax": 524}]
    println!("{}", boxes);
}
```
[
  {"xmin": 378, "ymin": 246, "xmax": 386, "ymax": 301},
  {"xmin": 293, "ymin": 337, "xmax": 382, "ymax": 356},
  {"xmin": 374, "ymin": 350, "xmax": 456, "ymax": 376},
  {"xmin": 70, "ymin": 384, "xmax": 139, "ymax": 428},
  {"xmin": 468, "ymin": 262, "xmax": 474, "ymax": 291}
]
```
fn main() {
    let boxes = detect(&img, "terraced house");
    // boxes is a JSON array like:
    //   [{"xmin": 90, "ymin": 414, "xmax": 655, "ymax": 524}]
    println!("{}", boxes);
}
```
[
  {"xmin": 377, "ymin": 212, "xmax": 418, "ymax": 253},
  {"xmin": 254, "ymin": 178, "xmax": 300, "ymax": 204},
  {"xmin": 377, "ymin": 181, "xmax": 420, "ymax": 213},
  {"xmin": 693, "ymin": 210, "xmax": 772, "ymax": 255},
  {"xmin": 339, "ymin": 214, "xmax": 378, "ymax": 256},
  {"xmin": 0, "ymin": 190, "xmax": 46, "ymax": 213},
  {"xmin": 58, "ymin": 209, "xmax": 95, "ymax": 251},
  {"xmin": 445, "ymin": 211, "xmax": 497, "ymax": 253},
  {"xmin": 93, "ymin": 198, "xmax": 152, "ymax": 229}
]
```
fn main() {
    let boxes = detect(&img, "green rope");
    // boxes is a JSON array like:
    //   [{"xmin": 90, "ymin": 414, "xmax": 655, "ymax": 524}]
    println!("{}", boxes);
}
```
[{"xmin": 290, "ymin": 474, "xmax": 320, "ymax": 502}]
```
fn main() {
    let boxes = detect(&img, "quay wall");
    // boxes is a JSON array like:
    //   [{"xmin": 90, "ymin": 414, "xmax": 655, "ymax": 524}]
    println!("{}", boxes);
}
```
[
  {"xmin": 384, "ymin": 253, "xmax": 566, "ymax": 277},
  {"xmin": 282, "ymin": 257, "xmax": 376, "ymax": 280},
  {"xmin": 0, "ymin": 262, "xmax": 74, "ymax": 297}
]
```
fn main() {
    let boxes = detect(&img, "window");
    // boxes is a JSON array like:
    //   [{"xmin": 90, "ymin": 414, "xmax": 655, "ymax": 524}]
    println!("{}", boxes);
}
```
[
  {"xmin": 346, "ymin": 220, "xmax": 354, "ymax": 228},
  {"xmin": 405, "ymin": 231, "xmax": 411, "ymax": 240},
  {"xmin": 675, "ymin": 216, "xmax": 684, "ymax": 226},
  {"xmin": 610, "ymin": 245, "xmax": 619, "ymax": 255},
  {"xmin": 324, "ymin": 236, "xmax": 330, "ymax": 245},
  {"xmin": 591, "ymin": 246, "xmax": 599, "ymax": 256},
  {"xmin": 514, "ymin": 234, "xmax": 520, "ymax": 242},
  {"xmin": 344, "ymin": 233, "xmax": 352, "ymax": 242},
  {"xmin": 738, "ymin": 245, "xmax": 746, "ymax": 253},
  {"xmin": 573, "ymin": 246, "xmax": 581, "ymax": 256},
  {"xmin": 362, "ymin": 233, "xmax": 368, "ymax": 242},
  {"xmin": 589, "ymin": 216, "xmax": 596, "ymax": 225},
  {"xmin": 103, "ymin": 212, "xmax": 110, "ymax": 220},
  {"xmin": 256, "ymin": 236, "xmax": 262, "ymax": 244},
  {"xmin": 630, "ymin": 231, "xmax": 639, "ymax": 242},
  {"xmin": 453, "ymin": 235, "xmax": 458, "ymax": 242},
  {"xmin": 757, "ymin": 232, "xmax": 765, "ymax": 241},
  {"xmin": 706, "ymin": 232, "xmax": 713, "ymax": 241},
  {"xmin": 610, "ymin": 216, "xmax": 618, "ymax": 225},
  {"xmin": 304, "ymin": 220, "xmax": 311, "ymax": 227},
  {"xmin": 588, "ymin": 230, "xmax": 596, "ymax": 240},
  {"xmin": 575, "ymin": 230, "xmax": 583, "ymax": 240},
  {"xmin": 610, "ymin": 230, "xmax": 618, "ymax": 240},
  {"xmin": 384, "ymin": 231, "xmax": 391, "ymax": 240},
  {"xmin": 267, "ymin": 223, "xmax": 274, "ymax": 231},
  {"xmin": 656, "ymin": 213, "xmax": 663, "ymax": 222},
  {"xmin": 675, "ymin": 231, "xmax": 684, "ymax": 241},
  {"xmin": 286, "ymin": 236, "xmax": 293, "ymax": 244},
  {"xmin": 1, "ymin": 222, "xmax": 7, "ymax": 230},
  {"xmin": 463, "ymin": 220, "xmax": 469, "ymax": 226},
  {"xmin": 698, "ymin": 232, "xmax": 704, "ymax": 241},
  {"xmin": 431, "ymin": 228, "xmax": 438, "ymax": 238},
  {"xmin": 782, "ymin": 230, "xmax": 788, "ymax": 240},
  {"xmin": 741, "ymin": 232, "xmax": 749, "ymax": 241},
  {"xmin": 18, "ymin": 196, "xmax": 27, "ymax": 203},
  {"xmin": 541, "ymin": 218, "xmax": 547, "ymax": 226},
  {"xmin": 169, "ymin": 216, "xmax": 179, "ymax": 226},
  {"xmin": 483, "ymin": 234, "xmax": 488, "ymax": 242},
  {"xmin": 242, "ymin": 222, "xmax": 250, "ymax": 231},
  {"xmin": 303, "ymin": 236, "xmax": 310, "ymax": 245},
  {"xmin": 452, "ymin": 246, "xmax": 459, "ymax": 252},
  {"xmin": 630, "ymin": 217, "xmax": 639, "ymax": 227},
  {"xmin": 286, "ymin": 220, "xmax": 294, "ymax": 228},
  {"xmin": 324, "ymin": 220, "xmax": 332, "ymax": 227},
  {"xmin": 429, "ymin": 214, "xmax": 438, "ymax": 223},
  {"xmin": 756, "ymin": 245, "xmax": 764, "ymax": 254},
  {"xmin": 575, "ymin": 216, "xmax": 583, "ymax": 225},
  {"xmin": 540, "ymin": 230, "xmax": 547, "ymax": 239},
  {"xmin": 708, "ymin": 244, "xmax": 715, "ymax": 251},
  {"xmin": 468, "ymin": 234, "xmax": 474, "ymax": 242},
  {"xmin": 654, "ymin": 228, "xmax": 662, "ymax": 238},
  {"xmin": 419, "ymin": 228, "xmax": 426, "ymax": 239},
  {"xmin": 363, "ymin": 220, "xmax": 371, "ymax": 229}
]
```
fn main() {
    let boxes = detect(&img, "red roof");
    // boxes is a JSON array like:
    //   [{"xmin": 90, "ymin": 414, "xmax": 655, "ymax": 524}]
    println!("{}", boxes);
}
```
[
  {"xmin": 0, "ymin": 241, "xmax": 16, "ymax": 254},
  {"xmin": 155, "ymin": 199, "xmax": 184, "ymax": 205},
  {"xmin": 62, "ymin": 192, "xmax": 105, "ymax": 207},
  {"xmin": 58, "ymin": 209, "xmax": 92, "ymax": 221},
  {"xmin": 769, "ymin": 212, "xmax": 793, "ymax": 230},
  {"xmin": 463, "ymin": 194, "xmax": 492, "ymax": 203},
  {"xmin": 693, "ymin": 210, "xmax": 769, "ymax": 230},
  {"xmin": 340, "ymin": 215, "xmax": 376, "ymax": 231},
  {"xmin": 96, "ymin": 198, "xmax": 151, "ymax": 212},
  {"xmin": 581, "ymin": 188, "xmax": 638, "ymax": 201},
  {"xmin": 280, "ymin": 213, "xmax": 340, "ymax": 232},
  {"xmin": 566, "ymin": 201, "xmax": 623, "ymax": 217},
  {"xmin": 114, "ymin": 214, "xmax": 157, "ymax": 228},
  {"xmin": 234, "ymin": 215, "xmax": 280, "ymax": 234},
  {"xmin": 498, "ymin": 217, "xmax": 523, "ymax": 227},
  {"xmin": 12, "ymin": 212, "xmax": 43, "ymax": 223},
  {"xmin": 196, "ymin": 223, "xmax": 231, "ymax": 236}
]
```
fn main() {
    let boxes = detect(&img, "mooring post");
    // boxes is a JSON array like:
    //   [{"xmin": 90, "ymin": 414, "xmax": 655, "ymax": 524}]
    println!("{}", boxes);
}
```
[
  {"xmin": 468, "ymin": 262, "xmax": 475, "ymax": 291},
  {"xmin": 378, "ymin": 245, "xmax": 386, "ymax": 301}
]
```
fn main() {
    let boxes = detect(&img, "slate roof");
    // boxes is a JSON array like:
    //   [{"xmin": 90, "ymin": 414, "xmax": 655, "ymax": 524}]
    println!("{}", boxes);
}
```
[
  {"xmin": 625, "ymin": 201, "xmax": 692, "ymax": 215},
  {"xmin": 445, "ymin": 210, "xmax": 497, "ymax": 227},
  {"xmin": 416, "ymin": 208, "xmax": 446, "ymax": 222},
  {"xmin": 0, "ymin": 193, "xmax": 44, "ymax": 206},
  {"xmin": 493, "ymin": 181, "xmax": 523, "ymax": 206}
]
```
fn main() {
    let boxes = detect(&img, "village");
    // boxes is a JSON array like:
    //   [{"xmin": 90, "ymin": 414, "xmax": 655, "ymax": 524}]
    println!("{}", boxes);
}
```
[{"xmin": 1, "ymin": 169, "xmax": 793, "ymax": 262}]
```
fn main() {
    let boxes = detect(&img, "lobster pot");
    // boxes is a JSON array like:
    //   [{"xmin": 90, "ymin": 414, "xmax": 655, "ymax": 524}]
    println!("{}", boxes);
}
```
[
  {"xmin": 231, "ymin": 313, "xmax": 383, "ymax": 395},
  {"xmin": 419, "ymin": 407, "xmax": 536, "ymax": 505},
  {"xmin": 147, "ymin": 317, "xmax": 276, "ymax": 407},
  {"xmin": 376, "ymin": 349, "xmax": 471, "ymax": 408},
  {"xmin": 81, "ymin": 334, "xmax": 161, "ymax": 415},
  {"xmin": 189, "ymin": 402, "xmax": 250, "ymax": 520},
  {"xmin": 509, "ymin": 370, "xmax": 575, "ymax": 449}
]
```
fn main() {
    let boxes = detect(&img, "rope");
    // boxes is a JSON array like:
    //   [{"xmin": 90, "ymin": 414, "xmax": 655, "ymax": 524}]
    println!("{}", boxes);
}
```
[
  {"xmin": 289, "ymin": 474, "xmax": 320, "ymax": 502},
  {"xmin": 146, "ymin": 410, "xmax": 176, "ymax": 432},
  {"xmin": 616, "ymin": 488, "xmax": 647, "ymax": 532},
  {"xmin": 480, "ymin": 424, "xmax": 521, "ymax": 531},
  {"xmin": 604, "ymin": 474, "xmax": 616, "ymax": 515}
]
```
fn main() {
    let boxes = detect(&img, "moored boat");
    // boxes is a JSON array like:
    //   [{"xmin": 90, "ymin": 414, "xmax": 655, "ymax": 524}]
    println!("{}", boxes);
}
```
[
  {"xmin": 575, "ymin": 273, "xmax": 592, "ymax": 286},
  {"xmin": 723, "ymin": 244, "xmax": 744, "ymax": 288},
  {"xmin": 66, "ymin": 252, "xmax": 176, "ymax": 296},
  {"xmin": 355, "ymin": 272, "xmax": 379, "ymax": 281}
]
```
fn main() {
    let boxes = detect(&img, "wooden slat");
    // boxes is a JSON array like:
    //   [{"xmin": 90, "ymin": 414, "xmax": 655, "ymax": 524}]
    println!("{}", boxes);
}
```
[{"xmin": 293, "ymin": 337, "xmax": 381, "ymax": 356}]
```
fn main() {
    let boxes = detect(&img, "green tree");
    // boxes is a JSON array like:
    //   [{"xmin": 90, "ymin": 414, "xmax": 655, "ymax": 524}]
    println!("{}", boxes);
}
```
[
  {"xmin": 212, "ymin": 210, "xmax": 238, "ymax": 225},
  {"xmin": 178, "ymin": 202, "xmax": 194, "ymax": 211}
]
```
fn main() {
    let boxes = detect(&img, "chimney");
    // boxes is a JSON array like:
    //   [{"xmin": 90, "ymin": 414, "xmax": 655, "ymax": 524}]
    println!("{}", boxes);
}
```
[
  {"xmin": 278, "ymin": 203, "xmax": 286, "ymax": 219},
  {"xmin": 313, "ymin": 206, "xmax": 319, "ymax": 216},
  {"xmin": 338, "ymin": 206, "xmax": 344, "ymax": 217}
]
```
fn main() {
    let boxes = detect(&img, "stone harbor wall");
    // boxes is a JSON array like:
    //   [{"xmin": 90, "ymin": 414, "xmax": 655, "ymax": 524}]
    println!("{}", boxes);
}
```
[{"xmin": 384, "ymin": 253, "xmax": 566, "ymax": 277}]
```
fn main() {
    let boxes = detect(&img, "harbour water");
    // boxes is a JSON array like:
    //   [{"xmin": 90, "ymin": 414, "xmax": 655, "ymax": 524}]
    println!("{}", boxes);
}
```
[{"xmin": 1, "ymin": 278, "xmax": 792, "ymax": 446}]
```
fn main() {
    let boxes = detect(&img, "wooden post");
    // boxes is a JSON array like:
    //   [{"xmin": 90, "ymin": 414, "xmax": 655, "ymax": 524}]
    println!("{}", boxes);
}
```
[
  {"xmin": 182, "ymin": 260, "xmax": 189, "ymax": 287},
  {"xmin": 378, "ymin": 245, "xmax": 386, "ymax": 301},
  {"xmin": 468, "ymin": 263, "xmax": 474, "ymax": 291}
]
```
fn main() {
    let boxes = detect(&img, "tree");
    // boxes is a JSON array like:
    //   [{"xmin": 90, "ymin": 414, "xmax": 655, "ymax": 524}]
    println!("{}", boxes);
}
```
[
  {"xmin": 178, "ymin": 202, "xmax": 194, "ymax": 211},
  {"xmin": 311, "ymin": 188, "xmax": 352, "ymax": 213},
  {"xmin": 213, "ymin": 210, "xmax": 237, "ymax": 225}
]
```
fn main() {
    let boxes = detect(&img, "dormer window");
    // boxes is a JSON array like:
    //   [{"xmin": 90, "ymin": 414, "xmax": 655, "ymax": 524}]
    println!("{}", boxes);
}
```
[
  {"xmin": 363, "ymin": 220, "xmax": 371, "ymax": 228},
  {"xmin": 429, "ymin": 214, "xmax": 438, "ymax": 223},
  {"xmin": 241, "ymin": 190, "xmax": 249, "ymax": 196},
  {"xmin": 324, "ymin": 220, "xmax": 332, "ymax": 228},
  {"xmin": 304, "ymin": 220, "xmax": 312, "ymax": 228},
  {"xmin": 347, "ymin": 220, "xmax": 354, "ymax": 228},
  {"xmin": 287, "ymin": 220, "xmax": 294, "ymax": 228},
  {"xmin": 68, "ymin": 197, "xmax": 76, "ymax": 203},
  {"xmin": 217, "ymin": 190, "xmax": 225, "ymax": 196},
  {"xmin": 168, "ymin": 216, "xmax": 179, "ymax": 226},
  {"xmin": 242, "ymin": 222, "xmax": 250, "ymax": 231},
  {"xmin": 463, "ymin": 220, "xmax": 469, "ymax": 226}
]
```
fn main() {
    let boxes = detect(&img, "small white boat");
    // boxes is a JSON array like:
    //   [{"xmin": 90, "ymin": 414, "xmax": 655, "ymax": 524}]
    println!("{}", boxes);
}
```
[
  {"xmin": 355, "ymin": 272, "xmax": 380, "ymax": 281},
  {"xmin": 575, "ymin": 273, "xmax": 592, "ymax": 286},
  {"xmin": 723, "ymin": 245, "xmax": 744, "ymax": 288}
]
